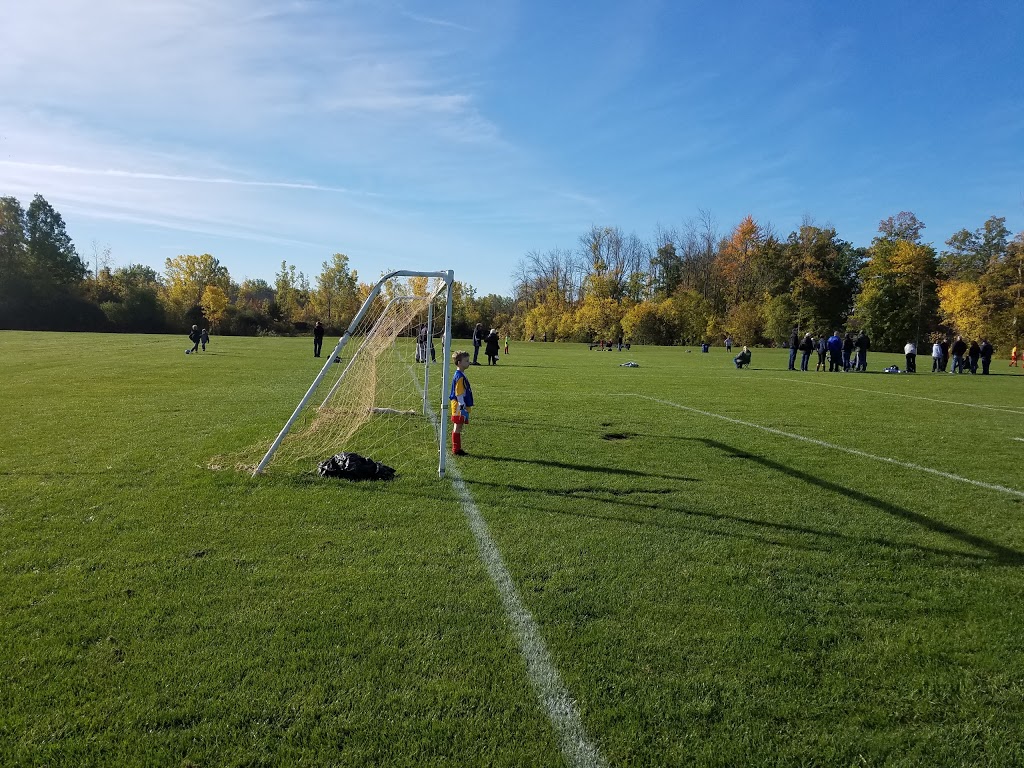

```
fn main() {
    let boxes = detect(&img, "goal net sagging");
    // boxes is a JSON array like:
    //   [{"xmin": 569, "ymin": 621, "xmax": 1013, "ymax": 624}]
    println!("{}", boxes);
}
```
[{"xmin": 249, "ymin": 270, "xmax": 454, "ymax": 477}]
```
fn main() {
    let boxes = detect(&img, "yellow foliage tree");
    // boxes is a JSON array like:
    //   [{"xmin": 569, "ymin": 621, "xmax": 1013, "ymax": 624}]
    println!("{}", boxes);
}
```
[
  {"xmin": 163, "ymin": 253, "xmax": 230, "ymax": 321},
  {"xmin": 201, "ymin": 285, "xmax": 229, "ymax": 331},
  {"xmin": 937, "ymin": 279, "xmax": 985, "ymax": 340}
]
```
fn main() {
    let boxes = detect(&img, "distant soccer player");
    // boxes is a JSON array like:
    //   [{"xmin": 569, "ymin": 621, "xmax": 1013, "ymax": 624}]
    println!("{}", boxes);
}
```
[
  {"xmin": 449, "ymin": 350, "xmax": 474, "ymax": 456},
  {"xmin": 188, "ymin": 324, "xmax": 201, "ymax": 354}
]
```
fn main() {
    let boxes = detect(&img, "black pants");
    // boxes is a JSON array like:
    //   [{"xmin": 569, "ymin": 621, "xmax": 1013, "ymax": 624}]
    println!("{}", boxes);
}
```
[
  {"xmin": 314, "ymin": 338, "xmax": 323, "ymax": 357},
  {"xmin": 906, "ymin": 353, "xmax": 916, "ymax": 372},
  {"xmin": 982, "ymin": 357, "xmax": 991, "ymax": 374}
]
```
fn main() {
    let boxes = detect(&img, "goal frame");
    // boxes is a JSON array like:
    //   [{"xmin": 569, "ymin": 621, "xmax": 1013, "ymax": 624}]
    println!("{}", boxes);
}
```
[{"xmin": 253, "ymin": 269, "xmax": 455, "ymax": 477}]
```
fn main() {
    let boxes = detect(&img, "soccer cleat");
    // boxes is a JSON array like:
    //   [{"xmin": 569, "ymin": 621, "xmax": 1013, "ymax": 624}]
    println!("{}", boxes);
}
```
[{"xmin": 453, "ymin": 449, "xmax": 468, "ymax": 456}]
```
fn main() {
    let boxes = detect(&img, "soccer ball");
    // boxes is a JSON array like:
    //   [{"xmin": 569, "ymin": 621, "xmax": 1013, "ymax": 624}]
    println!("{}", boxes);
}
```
[{"xmin": 185, "ymin": 349, "xmax": 191, "ymax": 355}]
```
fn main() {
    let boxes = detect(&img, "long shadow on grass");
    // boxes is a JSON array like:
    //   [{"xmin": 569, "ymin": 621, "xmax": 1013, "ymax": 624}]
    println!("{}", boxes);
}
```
[
  {"xmin": 468, "ymin": 453, "xmax": 700, "ymax": 483},
  {"xmin": 465, "ymin": 476, "xmax": 1003, "ymax": 566},
  {"xmin": 697, "ymin": 438, "xmax": 1024, "ymax": 566}
]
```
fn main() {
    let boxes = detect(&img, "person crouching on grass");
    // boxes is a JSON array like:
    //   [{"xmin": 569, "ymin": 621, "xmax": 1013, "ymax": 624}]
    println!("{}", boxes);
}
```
[{"xmin": 449, "ymin": 350, "xmax": 473, "ymax": 456}]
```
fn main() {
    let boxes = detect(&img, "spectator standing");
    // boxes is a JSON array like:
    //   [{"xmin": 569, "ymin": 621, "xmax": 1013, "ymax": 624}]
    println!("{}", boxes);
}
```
[
  {"xmin": 787, "ymin": 327, "xmax": 799, "ymax": 370},
  {"xmin": 931, "ymin": 340, "xmax": 943, "ymax": 372},
  {"xmin": 980, "ymin": 339, "xmax": 994, "ymax": 375},
  {"xmin": 854, "ymin": 331, "xmax": 870, "ymax": 371},
  {"xmin": 816, "ymin": 334, "xmax": 828, "ymax": 372},
  {"xmin": 905, "ymin": 341, "xmax": 917, "ymax": 372},
  {"xmin": 725, "ymin": 336, "xmax": 733, "ymax": 353},
  {"xmin": 939, "ymin": 337, "xmax": 950, "ymax": 371},
  {"xmin": 472, "ymin": 323, "xmax": 484, "ymax": 365},
  {"xmin": 842, "ymin": 333, "xmax": 855, "ymax": 371},
  {"xmin": 485, "ymin": 328, "xmax": 500, "ymax": 365},
  {"xmin": 967, "ymin": 340, "xmax": 981, "ymax": 374},
  {"xmin": 798, "ymin": 333, "xmax": 813, "ymax": 371},
  {"xmin": 827, "ymin": 332, "xmax": 843, "ymax": 372},
  {"xmin": 950, "ymin": 335, "xmax": 967, "ymax": 373},
  {"xmin": 313, "ymin": 320, "xmax": 324, "ymax": 358}
]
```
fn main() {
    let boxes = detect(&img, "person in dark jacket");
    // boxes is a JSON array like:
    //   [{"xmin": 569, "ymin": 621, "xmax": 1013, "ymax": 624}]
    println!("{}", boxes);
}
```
[
  {"xmin": 827, "ymin": 332, "xmax": 843, "ymax": 372},
  {"xmin": 980, "ymin": 339, "xmax": 994, "ymax": 374},
  {"xmin": 472, "ymin": 323, "xmax": 484, "ymax": 365},
  {"xmin": 313, "ymin": 320, "xmax": 324, "ymax": 358},
  {"xmin": 950, "ymin": 335, "xmax": 968, "ymax": 373},
  {"xmin": 854, "ymin": 331, "xmax": 870, "ymax": 371},
  {"xmin": 816, "ymin": 334, "xmax": 828, "ymax": 372},
  {"xmin": 798, "ymin": 333, "xmax": 814, "ymax": 371},
  {"xmin": 939, "ymin": 337, "xmax": 951, "ymax": 372},
  {"xmin": 788, "ymin": 327, "xmax": 800, "ymax": 370},
  {"xmin": 842, "ymin": 333, "xmax": 855, "ymax": 371},
  {"xmin": 734, "ymin": 346, "xmax": 752, "ymax": 368},
  {"xmin": 484, "ymin": 328, "xmax": 500, "ymax": 365},
  {"xmin": 967, "ymin": 340, "xmax": 981, "ymax": 374},
  {"xmin": 187, "ymin": 324, "xmax": 201, "ymax": 354}
]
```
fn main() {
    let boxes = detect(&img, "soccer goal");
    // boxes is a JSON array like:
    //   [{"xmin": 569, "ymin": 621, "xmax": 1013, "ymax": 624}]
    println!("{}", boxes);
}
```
[{"xmin": 252, "ymin": 269, "xmax": 455, "ymax": 477}]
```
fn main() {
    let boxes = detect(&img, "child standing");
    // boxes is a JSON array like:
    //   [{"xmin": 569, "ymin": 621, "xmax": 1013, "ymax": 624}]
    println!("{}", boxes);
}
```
[
  {"xmin": 504, "ymin": 332, "xmax": 510, "ymax": 356},
  {"xmin": 200, "ymin": 328, "xmax": 210, "ymax": 352},
  {"xmin": 449, "ymin": 350, "xmax": 473, "ymax": 456}
]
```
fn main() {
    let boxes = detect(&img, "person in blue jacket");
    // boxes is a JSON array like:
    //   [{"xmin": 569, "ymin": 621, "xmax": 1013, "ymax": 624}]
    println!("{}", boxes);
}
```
[{"xmin": 827, "ymin": 331, "xmax": 843, "ymax": 372}]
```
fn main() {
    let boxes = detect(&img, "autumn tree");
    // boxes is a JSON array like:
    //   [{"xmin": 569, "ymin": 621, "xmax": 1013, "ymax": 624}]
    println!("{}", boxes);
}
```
[
  {"xmin": 163, "ymin": 253, "xmax": 230, "ymax": 324},
  {"xmin": 853, "ymin": 213, "xmax": 939, "ymax": 350},
  {"xmin": 201, "ymin": 285, "xmax": 230, "ymax": 331}
]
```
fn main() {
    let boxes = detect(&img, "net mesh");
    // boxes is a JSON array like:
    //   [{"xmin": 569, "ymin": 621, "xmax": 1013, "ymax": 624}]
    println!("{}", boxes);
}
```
[{"xmin": 217, "ymin": 277, "xmax": 447, "ymax": 475}]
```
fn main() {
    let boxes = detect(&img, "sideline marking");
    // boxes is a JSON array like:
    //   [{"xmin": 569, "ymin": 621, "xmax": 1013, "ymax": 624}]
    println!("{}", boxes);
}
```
[
  {"xmin": 1014, "ymin": 438, "xmax": 1024, "ymax": 443},
  {"xmin": 420, "ymin": 391, "xmax": 606, "ymax": 768},
  {"xmin": 759, "ymin": 376, "xmax": 1024, "ymax": 416},
  {"xmin": 620, "ymin": 394, "xmax": 1024, "ymax": 500}
]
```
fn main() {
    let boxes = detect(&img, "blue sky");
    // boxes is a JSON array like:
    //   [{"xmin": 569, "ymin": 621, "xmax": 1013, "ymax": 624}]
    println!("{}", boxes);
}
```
[{"xmin": 2, "ymin": 0, "xmax": 1022, "ymax": 297}]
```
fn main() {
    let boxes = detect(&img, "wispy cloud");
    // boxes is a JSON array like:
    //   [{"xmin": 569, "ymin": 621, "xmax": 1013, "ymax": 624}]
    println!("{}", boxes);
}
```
[{"xmin": 0, "ymin": 160, "xmax": 371, "ymax": 195}]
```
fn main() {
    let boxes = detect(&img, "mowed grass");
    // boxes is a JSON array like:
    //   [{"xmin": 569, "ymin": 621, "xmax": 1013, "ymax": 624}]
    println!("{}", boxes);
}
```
[{"xmin": 2, "ymin": 331, "xmax": 1024, "ymax": 767}]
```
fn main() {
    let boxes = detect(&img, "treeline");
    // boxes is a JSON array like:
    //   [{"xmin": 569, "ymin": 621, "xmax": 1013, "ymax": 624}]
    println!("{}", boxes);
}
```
[
  {"xmin": 0, "ymin": 194, "xmax": 511, "ymax": 338},
  {"xmin": 512, "ymin": 212, "xmax": 1023, "ymax": 352},
  {"xmin": 2, "ymin": 194, "xmax": 1022, "ymax": 352}
]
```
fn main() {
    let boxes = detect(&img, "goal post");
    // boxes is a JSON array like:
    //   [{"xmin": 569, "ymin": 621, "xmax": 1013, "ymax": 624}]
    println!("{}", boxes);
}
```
[{"xmin": 252, "ymin": 269, "xmax": 454, "ymax": 477}]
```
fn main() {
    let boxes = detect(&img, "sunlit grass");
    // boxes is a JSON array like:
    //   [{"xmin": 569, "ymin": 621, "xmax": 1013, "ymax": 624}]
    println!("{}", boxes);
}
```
[{"xmin": 2, "ymin": 331, "xmax": 1023, "ymax": 766}]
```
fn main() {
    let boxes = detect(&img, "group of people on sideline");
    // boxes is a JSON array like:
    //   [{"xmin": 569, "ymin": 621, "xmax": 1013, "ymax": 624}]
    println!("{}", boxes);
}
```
[
  {"xmin": 727, "ymin": 328, "xmax": 1011, "ymax": 376},
  {"xmin": 786, "ymin": 328, "xmax": 871, "ymax": 373},
  {"xmin": 929, "ymin": 336, "xmax": 998, "ymax": 374}
]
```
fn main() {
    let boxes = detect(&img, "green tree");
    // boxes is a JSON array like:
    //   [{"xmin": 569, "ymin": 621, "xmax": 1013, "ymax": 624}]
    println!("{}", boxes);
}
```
[
  {"xmin": 26, "ymin": 194, "xmax": 87, "ymax": 285},
  {"xmin": 785, "ymin": 222, "xmax": 860, "ymax": 332},
  {"xmin": 854, "ymin": 215, "xmax": 939, "ymax": 351},
  {"xmin": 940, "ymin": 216, "xmax": 1011, "ymax": 281},
  {"xmin": 311, "ymin": 253, "xmax": 360, "ymax": 325},
  {"xmin": 0, "ymin": 196, "xmax": 28, "ymax": 284}
]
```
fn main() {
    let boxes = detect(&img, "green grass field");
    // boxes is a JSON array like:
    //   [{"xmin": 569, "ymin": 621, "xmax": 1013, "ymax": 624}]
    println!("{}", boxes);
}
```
[{"xmin": 3, "ymin": 330, "xmax": 1024, "ymax": 767}]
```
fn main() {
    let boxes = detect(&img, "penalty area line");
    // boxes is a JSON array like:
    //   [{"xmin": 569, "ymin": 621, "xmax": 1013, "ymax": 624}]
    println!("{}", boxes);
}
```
[
  {"xmin": 424, "ymin": 404, "xmax": 607, "ymax": 768},
  {"xmin": 618, "ymin": 394, "xmax": 1024, "ymax": 500}
]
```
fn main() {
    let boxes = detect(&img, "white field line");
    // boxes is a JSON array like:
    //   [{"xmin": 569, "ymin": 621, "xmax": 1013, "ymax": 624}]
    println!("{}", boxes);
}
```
[
  {"xmin": 619, "ymin": 394, "xmax": 1024, "ymax": 500},
  {"xmin": 758, "ymin": 375, "xmax": 1024, "ymax": 416},
  {"xmin": 418, "ymin": 392, "xmax": 607, "ymax": 768},
  {"xmin": 1014, "ymin": 438, "xmax": 1024, "ymax": 443}
]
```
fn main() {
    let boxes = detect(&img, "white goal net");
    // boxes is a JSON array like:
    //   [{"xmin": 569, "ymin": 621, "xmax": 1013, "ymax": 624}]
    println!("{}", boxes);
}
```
[{"xmin": 232, "ymin": 270, "xmax": 454, "ymax": 477}]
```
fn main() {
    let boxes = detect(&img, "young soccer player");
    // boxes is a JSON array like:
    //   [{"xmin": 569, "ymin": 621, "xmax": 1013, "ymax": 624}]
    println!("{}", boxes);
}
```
[{"xmin": 449, "ymin": 350, "xmax": 473, "ymax": 456}]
